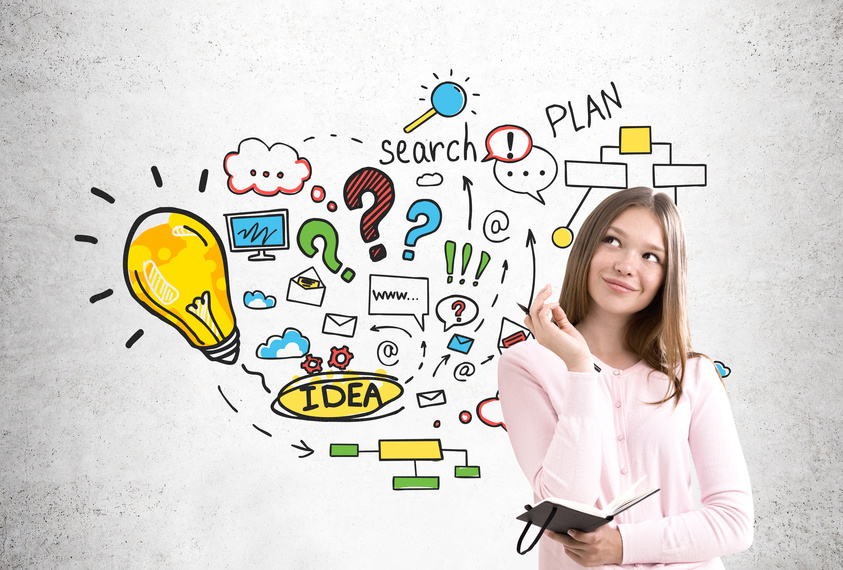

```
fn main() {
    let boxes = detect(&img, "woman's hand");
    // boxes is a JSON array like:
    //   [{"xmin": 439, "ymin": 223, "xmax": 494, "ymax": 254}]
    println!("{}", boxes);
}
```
[
  {"xmin": 523, "ymin": 284, "xmax": 593, "ymax": 373},
  {"xmin": 545, "ymin": 525, "xmax": 623, "ymax": 567}
]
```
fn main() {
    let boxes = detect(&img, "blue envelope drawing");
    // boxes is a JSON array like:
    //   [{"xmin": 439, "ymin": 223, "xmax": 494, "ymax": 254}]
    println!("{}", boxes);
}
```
[
  {"xmin": 322, "ymin": 313, "xmax": 358, "ymax": 337},
  {"xmin": 447, "ymin": 334, "xmax": 474, "ymax": 355}
]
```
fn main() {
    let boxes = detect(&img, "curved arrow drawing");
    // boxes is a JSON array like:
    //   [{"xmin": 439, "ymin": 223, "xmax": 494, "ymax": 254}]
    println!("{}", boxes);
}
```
[{"xmin": 292, "ymin": 440, "xmax": 314, "ymax": 458}]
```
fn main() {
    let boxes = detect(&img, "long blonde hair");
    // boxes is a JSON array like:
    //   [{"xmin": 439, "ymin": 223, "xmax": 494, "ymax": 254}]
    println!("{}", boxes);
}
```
[{"xmin": 559, "ymin": 187, "xmax": 708, "ymax": 405}]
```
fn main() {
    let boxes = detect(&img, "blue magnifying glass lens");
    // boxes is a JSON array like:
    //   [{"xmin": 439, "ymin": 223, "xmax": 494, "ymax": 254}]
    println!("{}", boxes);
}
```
[{"xmin": 431, "ymin": 82, "xmax": 467, "ymax": 117}]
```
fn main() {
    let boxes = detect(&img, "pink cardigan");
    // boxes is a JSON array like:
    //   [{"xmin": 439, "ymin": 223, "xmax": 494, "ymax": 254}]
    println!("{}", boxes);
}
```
[{"xmin": 498, "ymin": 340, "xmax": 753, "ymax": 569}]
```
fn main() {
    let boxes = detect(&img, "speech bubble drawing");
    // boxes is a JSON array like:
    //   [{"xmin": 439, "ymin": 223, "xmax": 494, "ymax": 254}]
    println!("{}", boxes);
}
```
[
  {"xmin": 477, "ymin": 392, "xmax": 506, "ymax": 430},
  {"xmin": 482, "ymin": 125, "xmax": 533, "ymax": 162},
  {"xmin": 492, "ymin": 145, "xmax": 558, "ymax": 204},
  {"xmin": 435, "ymin": 295, "xmax": 479, "ymax": 331},
  {"xmin": 224, "ymin": 138, "xmax": 311, "ymax": 196},
  {"xmin": 368, "ymin": 274, "xmax": 429, "ymax": 330}
]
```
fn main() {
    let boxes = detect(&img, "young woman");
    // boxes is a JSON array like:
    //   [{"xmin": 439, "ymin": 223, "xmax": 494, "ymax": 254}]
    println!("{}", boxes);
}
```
[{"xmin": 498, "ymin": 187, "xmax": 753, "ymax": 569}]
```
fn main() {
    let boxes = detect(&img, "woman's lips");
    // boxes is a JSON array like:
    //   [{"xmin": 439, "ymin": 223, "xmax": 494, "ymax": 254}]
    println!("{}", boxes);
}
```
[{"xmin": 603, "ymin": 277, "xmax": 636, "ymax": 293}]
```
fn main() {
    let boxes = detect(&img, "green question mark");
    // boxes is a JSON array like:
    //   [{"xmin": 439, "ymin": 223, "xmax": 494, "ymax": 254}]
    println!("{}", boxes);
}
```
[{"xmin": 297, "ymin": 218, "xmax": 355, "ymax": 283}]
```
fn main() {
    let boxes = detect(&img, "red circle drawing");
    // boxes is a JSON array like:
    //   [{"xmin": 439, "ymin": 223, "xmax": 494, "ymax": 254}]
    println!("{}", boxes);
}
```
[
  {"xmin": 311, "ymin": 185, "xmax": 325, "ymax": 202},
  {"xmin": 459, "ymin": 411, "xmax": 472, "ymax": 424}
]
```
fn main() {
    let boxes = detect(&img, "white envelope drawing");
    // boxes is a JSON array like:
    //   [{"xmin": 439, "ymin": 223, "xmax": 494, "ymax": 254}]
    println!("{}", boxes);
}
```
[
  {"xmin": 416, "ymin": 389, "xmax": 447, "ymax": 408},
  {"xmin": 287, "ymin": 267, "xmax": 326, "ymax": 307},
  {"xmin": 322, "ymin": 313, "xmax": 358, "ymax": 337}
]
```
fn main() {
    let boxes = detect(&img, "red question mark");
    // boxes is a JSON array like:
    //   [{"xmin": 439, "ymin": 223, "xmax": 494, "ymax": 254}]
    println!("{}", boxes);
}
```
[
  {"xmin": 343, "ymin": 167, "xmax": 395, "ymax": 262},
  {"xmin": 451, "ymin": 300, "xmax": 466, "ymax": 322}
]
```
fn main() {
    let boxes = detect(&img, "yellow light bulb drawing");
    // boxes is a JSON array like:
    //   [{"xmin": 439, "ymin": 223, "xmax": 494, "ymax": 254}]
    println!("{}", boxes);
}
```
[{"xmin": 123, "ymin": 207, "xmax": 240, "ymax": 365}]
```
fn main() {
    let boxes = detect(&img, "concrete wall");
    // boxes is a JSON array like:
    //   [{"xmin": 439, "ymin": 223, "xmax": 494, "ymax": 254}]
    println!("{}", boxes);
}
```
[{"xmin": 1, "ymin": 1, "xmax": 840, "ymax": 567}]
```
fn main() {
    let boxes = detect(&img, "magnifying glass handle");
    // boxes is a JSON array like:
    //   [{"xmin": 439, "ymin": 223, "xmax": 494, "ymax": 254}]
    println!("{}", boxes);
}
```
[{"xmin": 404, "ymin": 108, "xmax": 437, "ymax": 133}]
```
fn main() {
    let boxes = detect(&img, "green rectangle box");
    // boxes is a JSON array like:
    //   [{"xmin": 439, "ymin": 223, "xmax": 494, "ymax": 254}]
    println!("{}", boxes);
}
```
[
  {"xmin": 330, "ymin": 444, "xmax": 359, "ymax": 457},
  {"xmin": 393, "ymin": 476, "xmax": 440, "ymax": 490},
  {"xmin": 455, "ymin": 466, "xmax": 481, "ymax": 478}
]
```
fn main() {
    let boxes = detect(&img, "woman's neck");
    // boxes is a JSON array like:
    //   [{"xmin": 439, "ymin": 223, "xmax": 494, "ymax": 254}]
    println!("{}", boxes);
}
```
[{"xmin": 576, "ymin": 310, "xmax": 641, "ymax": 370}]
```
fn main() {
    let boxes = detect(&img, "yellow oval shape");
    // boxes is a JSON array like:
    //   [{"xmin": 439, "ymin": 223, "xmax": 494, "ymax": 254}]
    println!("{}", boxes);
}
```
[{"xmin": 272, "ymin": 371, "xmax": 404, "ymax": 422}]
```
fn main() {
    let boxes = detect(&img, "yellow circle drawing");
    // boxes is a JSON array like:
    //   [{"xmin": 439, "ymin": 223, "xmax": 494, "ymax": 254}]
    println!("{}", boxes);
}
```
[{"xmin": 552, "ymin": 227, "xmax": 573, "ymax": 248}]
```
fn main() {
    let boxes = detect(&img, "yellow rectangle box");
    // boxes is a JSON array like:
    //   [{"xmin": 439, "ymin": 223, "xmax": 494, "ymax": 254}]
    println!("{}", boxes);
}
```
[
  {"xmin": 619, "ymin": 126, "xmax": 652, "ymax": 154},
  {"xmin": 379, "ymin": 439, "xmax": 443, "ymax": 461}
]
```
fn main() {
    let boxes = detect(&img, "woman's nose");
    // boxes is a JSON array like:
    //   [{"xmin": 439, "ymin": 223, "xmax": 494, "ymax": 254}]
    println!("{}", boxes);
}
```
[{"xmin": 614, "ymin": 251, "xmax": 636, "ymax": 274}]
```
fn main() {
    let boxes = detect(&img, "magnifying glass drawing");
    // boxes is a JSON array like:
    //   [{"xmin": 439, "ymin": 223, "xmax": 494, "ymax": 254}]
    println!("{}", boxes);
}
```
[{"xmin": 404, "ymin": 82, "xmax": 467, "ymax": 133}]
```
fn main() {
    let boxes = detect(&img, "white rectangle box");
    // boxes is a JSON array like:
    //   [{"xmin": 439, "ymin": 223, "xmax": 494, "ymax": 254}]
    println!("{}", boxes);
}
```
[
  {"xmin": 653, "ymin": 164, "xmax": 707, "ymax": 187},
  {"xmin": 565, "ymin": 161, "xmax": 628, "ymax": 189}
]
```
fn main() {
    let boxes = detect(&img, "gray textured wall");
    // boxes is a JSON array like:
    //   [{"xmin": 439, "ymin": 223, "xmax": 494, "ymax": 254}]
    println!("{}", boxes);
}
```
[{"xmin": 1, "ymin": 1, "xmax": 841, "ymax": 568}]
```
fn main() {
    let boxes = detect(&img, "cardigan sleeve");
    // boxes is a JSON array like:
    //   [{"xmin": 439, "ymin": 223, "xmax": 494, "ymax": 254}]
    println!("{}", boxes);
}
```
[
  {"xmin": 497, "ymin": 340, "xmax": 604, "ymax": 505},
  {"xmin": 618, "ymin": 358, "xmax": 754, "ymax": 563}
]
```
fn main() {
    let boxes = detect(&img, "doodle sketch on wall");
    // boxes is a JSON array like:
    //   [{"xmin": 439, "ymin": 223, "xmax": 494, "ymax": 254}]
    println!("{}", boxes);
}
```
[{"xmin": 81, "ymin": 72, "xmax": 726, "ymax": 501}]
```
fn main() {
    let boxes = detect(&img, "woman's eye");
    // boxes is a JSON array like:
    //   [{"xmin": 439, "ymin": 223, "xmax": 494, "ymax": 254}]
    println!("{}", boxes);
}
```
[
  {"xmin": 643, "ymin": 252, "xmax": 661, "ymax": 263},
  {"xmin": 604, "ymin": 236, "xmax": 620, "ymax": 246}
]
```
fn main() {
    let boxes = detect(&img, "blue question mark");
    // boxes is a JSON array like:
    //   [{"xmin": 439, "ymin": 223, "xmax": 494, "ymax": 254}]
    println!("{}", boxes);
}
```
[{"xmin": 403, "ymin": 199, "xmax": 442, "ymax": 261}]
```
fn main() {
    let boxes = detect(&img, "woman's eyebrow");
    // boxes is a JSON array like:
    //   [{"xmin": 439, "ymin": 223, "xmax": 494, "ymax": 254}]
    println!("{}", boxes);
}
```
[{"xmin": 606, "ymin": 225, "xmax": 666, "ymax": 253}]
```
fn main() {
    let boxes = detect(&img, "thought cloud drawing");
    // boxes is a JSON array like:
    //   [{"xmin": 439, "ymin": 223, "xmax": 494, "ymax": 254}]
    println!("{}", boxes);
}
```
[
  {"xmin": 257, "ymin": 328, "xmax": 310, "ymax": 359},
  {"xmin": 244, "ymin": 290, "xmax": 276, "ymax": 309},
  {"xmin": 224, "ymin": 138, "xmax": 311, "ymax": 196},
  {"xmin": 477, "ymin": 392, "xmax": 506, "ymax": 430},
  {"xmin": 416, "ymin": 172, "xmax": 443, "ymax": 187}
]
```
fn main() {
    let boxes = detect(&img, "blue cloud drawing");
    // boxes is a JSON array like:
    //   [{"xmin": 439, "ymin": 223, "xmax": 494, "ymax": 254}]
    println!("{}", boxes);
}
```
[
  {"xmin": 244, "ymin": 290, "xmax": 276, "ymax": 309},
  {"xmin": 257, "ymin": 328, "xmax": 310, "ymax": 359}
]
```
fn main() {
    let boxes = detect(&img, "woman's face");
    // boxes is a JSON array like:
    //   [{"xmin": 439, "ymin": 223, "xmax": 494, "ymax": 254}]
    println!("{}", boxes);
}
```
[{"xmin": 586, "ymin": 206, "xmax": 666, "ymax": 319}]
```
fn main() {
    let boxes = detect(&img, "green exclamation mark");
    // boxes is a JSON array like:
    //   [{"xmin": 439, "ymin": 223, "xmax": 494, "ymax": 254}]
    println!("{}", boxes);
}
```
[
  {"xmin": 460, "ymin": 243, "xmax": 472, "ymax": 285},
  {"xmin": 445, "ymin": 241, "xmax": 456, "ymax": 283},
  {"xmin": 473, "ymin": 251, "xmax": 491, "ymax": 286}
]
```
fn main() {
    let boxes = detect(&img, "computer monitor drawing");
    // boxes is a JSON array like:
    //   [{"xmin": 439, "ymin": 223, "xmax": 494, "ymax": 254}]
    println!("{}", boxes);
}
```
[{"xmin": 224, "ymin": 208, "xmax": 289, "ymax": 261}]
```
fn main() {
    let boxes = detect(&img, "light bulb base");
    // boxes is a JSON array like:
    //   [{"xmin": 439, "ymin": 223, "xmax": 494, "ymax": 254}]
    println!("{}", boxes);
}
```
[{"xmin": 201, "ymin": 327, "xmax": 240, "ymax": 365}]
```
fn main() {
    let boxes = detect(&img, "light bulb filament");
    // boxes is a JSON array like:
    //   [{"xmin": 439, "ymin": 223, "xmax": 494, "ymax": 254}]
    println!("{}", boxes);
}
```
[
  {"xmin": 186, "ymin": 291, "xmax": 223, "ymax": 342},
  {"xmin": 133, "ymin": 268, "xmax": 202, "ymax": 344},
  {"xmin": 143, "ymin": 260, "xmax": 179, "ymax": 305}
]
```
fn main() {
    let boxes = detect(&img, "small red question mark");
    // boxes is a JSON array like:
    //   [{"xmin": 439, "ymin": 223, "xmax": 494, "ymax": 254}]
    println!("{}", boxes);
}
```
[
  {"xmin": 343, "ymin": 167, "xmax": 395, "ymax": 262},
  {"xmin": 451, "ymin": 300, "xmax": 466, "ymax": 322}
]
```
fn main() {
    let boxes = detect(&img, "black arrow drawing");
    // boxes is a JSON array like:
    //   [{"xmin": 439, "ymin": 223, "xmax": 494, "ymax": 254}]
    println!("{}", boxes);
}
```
[
  {"xmin": 501, "ymin": 259, "xmax": 508, "ymax": 284},
  {"xmin": 462, "ymin": 176, "xmax": 474, "ymax": 230},
  {"xmin": 526, "ymin": 229, "xmax": 537, "ymax": 306},
  {"xmin": 291, "ymin": 440, "xmax": 314, "ymax": 458},
  {"xmin": 433, "ymin": 354, "xmax": 451, "ymax": 377},
  {"xmin": 370, "ymin": 325, "xmax": 412, "ymax": 337},
  {"xmin": 421, "ymin": 340, "xmax": 427, "ymax": 358}
]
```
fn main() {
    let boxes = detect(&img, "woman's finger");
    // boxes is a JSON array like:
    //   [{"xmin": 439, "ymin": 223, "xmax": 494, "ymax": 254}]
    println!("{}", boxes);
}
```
[{"xmin": 529, "ymin": 284, "xmax": 552, "ymax": 316}]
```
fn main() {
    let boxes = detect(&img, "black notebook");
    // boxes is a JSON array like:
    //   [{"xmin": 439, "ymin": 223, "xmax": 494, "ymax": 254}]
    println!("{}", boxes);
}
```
[{"xmin": 515, "ymin": 477, "xmax": 659, "ymax": 554}]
